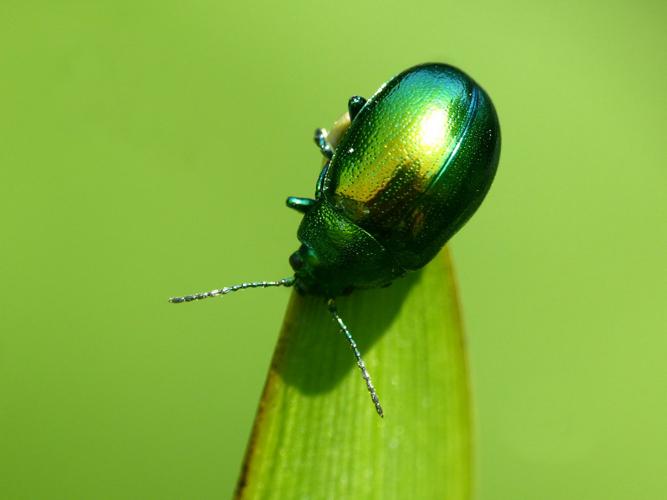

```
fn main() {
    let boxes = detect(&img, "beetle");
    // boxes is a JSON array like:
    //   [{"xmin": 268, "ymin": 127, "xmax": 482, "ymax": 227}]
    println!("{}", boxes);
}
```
[{"xmin": 170, "ymin": 63, "xmax": 501, "ymax": 417}]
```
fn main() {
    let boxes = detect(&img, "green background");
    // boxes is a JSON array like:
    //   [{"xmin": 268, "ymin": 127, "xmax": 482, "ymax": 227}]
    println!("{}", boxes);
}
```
[{"xmin": 1, "ymin": 0, "xmax": 664, "ymax": 498}]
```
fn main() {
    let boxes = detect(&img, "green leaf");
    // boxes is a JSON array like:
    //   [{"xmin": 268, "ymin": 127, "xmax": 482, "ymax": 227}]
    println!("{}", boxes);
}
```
[{"xmin": 236, "ymin": 249, "xmax": 472, "ymax": 499}]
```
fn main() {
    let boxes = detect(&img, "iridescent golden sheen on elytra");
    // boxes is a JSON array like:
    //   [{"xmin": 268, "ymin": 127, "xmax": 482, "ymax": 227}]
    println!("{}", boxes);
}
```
[{"xmin": 332, "ymin": 70, "xmax": 475, "ymax": 218}]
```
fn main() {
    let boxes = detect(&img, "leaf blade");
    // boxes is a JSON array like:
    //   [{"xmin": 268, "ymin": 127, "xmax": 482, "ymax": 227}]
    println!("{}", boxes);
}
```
[{"xmin": 237, "ymin": 249, "xmax": 472, "ymax": 500}]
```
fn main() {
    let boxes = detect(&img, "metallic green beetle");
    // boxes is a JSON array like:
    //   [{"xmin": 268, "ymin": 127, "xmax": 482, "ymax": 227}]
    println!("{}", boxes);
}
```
[
  {"xmin": 288, "ymin": 63, "xmax": 500, "ymax": 297},
  {"xmin": 170, "ymin": 63, "xmax": 501, "ymax": 417}
]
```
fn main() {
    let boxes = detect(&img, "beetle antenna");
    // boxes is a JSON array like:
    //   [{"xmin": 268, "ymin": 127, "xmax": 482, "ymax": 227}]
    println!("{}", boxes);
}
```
[
  {"xmin": 169, "ymin": 277, "xmax": 295, "ymax": 303},
  {"xmin": 327, "ymin": 298, "xmax": 384, "ymax": 418}
]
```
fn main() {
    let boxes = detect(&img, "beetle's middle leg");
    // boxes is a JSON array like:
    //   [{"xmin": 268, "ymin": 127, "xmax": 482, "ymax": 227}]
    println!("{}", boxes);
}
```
[
  {"xmin": 347, "ymin": 96, "xmax": 367, "ymax": 121},
  {"xmin": 314, "ymin": 128, "xmax": 334, "ymax": 160}
]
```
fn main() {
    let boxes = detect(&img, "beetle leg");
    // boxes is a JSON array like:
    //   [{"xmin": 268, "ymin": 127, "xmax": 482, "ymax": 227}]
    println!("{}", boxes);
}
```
[
  {"xmin": 286, "ymin": 196, "xmax": 316, "ymax": 213},
  {"xmin": 313, "ymin": 128, "xmax": 334, "ymax": 160},
  {"xmin": 348, "ymin": 95, "xmax": 367, "ymax": 121}
]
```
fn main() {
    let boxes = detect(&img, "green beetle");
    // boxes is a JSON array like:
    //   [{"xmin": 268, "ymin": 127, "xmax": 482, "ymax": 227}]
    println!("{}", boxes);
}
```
[
  {"xmin": 170, "ymin": 63, "xmax": 500, "ymax": 417},
  {"xmin": 288, "ymin": 63, "xmax": 500, "ymax": 296}
]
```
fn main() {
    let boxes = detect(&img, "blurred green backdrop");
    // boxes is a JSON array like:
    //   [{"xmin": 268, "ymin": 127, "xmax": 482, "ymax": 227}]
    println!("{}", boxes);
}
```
[{"xmin": 1, "ymin": 0, "xmax": 665, "ymax": 498}]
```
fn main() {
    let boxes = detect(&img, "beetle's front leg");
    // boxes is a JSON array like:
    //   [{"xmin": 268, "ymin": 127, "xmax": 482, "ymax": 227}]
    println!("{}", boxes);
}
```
[{"xmin": 314, "ymin": 128, "xmax": 334, "ymax": 160}]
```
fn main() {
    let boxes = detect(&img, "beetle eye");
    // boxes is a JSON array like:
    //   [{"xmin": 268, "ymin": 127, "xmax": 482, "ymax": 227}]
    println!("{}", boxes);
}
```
[{"xmin": 289, "ymin": 250, "xmax": 304, "ymax": 270}]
